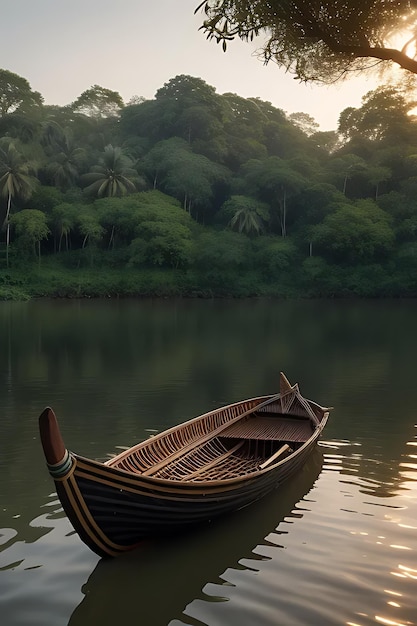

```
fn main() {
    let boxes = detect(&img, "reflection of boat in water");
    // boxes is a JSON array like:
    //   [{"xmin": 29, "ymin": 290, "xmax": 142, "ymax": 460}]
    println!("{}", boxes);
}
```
[
  {"xmin": 39, "ymin": 373, "xmax": 330, "ymax": 557},
  {"xmin": 68, "ymin": 448, "xmax": 324, "ymax": 626}
]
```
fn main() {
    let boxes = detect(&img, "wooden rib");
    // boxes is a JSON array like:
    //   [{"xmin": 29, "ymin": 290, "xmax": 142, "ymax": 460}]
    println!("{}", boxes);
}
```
[
  {"xmin": 108, "ymin": 400, "xmax": 256, "ymax": 471},
  {"xmin": 153, "ymin": 439, "xmax": 230, "ymax": 480},
  {"xmin": 180, "ymin": 441, "xmax": 245, "ymax": 481},
  {"xmin": 141, "ymin": 393, "xmax": 283, "ymax": 477}
]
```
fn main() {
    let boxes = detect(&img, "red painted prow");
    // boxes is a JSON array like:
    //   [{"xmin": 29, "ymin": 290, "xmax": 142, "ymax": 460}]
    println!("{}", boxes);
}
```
[{"xmin": 39, "ymin": 407, "xmax": 67, "ymax": 465}]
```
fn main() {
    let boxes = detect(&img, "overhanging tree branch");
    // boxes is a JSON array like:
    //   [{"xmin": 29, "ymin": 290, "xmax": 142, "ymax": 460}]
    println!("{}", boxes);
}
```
[
  {"xmin": 196, "ymin": 1, "xmax": 417, "ymax": 81},
  {"xmin": 333, "ymin": 43, "xmax": 417, "ymax": 74}
]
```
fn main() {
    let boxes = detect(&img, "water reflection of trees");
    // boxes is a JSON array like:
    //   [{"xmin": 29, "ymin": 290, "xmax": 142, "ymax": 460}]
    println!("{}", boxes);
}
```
[{"xmin": 3, "ymin": 298, "xmax": 417, "ymax": 408}]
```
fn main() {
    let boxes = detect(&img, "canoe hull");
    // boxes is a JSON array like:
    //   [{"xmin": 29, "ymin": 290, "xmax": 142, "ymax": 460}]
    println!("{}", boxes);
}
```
[
  {"xmin": 39, "ymin": 374, "xmax": 330, "ymax": 558},
  {"xmin": 50, "ymin": 421, "xmax": 326, "ymax": 558}
]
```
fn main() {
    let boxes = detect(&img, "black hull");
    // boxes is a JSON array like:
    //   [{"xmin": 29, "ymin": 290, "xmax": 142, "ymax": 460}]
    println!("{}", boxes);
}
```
[
  {"xmin": 40, "ymin": 373, "xmax": 331, "ymax": 557},
  {"xmin": 68, "ymin": 448, "xmax": 324, "ymax": 626},
  {"xmin": 53, "ymin": 429, "xmax": 322, "ymax": 558}
]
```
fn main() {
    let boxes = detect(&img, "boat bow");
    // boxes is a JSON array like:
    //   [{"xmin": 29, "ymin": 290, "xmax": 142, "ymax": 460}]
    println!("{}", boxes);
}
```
[{"xmin": 39, "ymin": 407, "xmax": 73, "ymax": 478}]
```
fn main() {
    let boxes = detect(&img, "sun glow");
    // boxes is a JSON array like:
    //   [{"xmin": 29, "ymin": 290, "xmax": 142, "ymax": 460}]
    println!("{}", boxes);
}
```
[{"xmin": 391, "ymin": 29, "xmax": 417, "ymax": 58}]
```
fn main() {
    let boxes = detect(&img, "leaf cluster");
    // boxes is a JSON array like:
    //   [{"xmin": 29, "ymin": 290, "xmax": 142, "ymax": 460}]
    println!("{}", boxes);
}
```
[{"xmin": 197, "ymin": 1, "xmax": 417, "ymax": 82}]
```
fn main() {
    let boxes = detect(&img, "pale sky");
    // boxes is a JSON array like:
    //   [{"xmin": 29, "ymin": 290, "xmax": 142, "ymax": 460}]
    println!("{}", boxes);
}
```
[{"xmin": 2, "ymin": 0, "xmax": 382, "ymax": 131}]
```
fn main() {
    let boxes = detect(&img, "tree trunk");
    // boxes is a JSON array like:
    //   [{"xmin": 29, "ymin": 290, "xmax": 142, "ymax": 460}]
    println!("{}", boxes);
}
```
[
  {"xmin": 108, "ymin": 225, "xmax": 115, "ymax": 249},
  {"xmin": 5, "ymin": 193, "xmax": 11, "ymax": 268},
  {"xmin": 280, "ymin": 188, "xmax": 287, "ymax": 238},
  {"xmin": 6, "ymin": 221, "xmax": 10, "ymax": 268},
  {"xmin": 343, "ymin": 173, "xmax": 348, "ymax": 195}
]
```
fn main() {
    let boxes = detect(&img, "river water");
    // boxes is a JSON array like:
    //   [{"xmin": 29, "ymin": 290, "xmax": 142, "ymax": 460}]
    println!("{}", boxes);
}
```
[{"xmin": 0, "ymin": 298, "xmax": 416, "ymax": 626}]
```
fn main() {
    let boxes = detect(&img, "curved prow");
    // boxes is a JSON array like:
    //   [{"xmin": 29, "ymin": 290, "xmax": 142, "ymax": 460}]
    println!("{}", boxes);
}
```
[{"xmin": 39, "ymin": 407, "xmax": 67, "ymax": 465}]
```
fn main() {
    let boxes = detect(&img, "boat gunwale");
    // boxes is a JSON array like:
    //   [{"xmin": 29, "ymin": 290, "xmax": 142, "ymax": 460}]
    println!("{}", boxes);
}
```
[
  {"xmin": 105, "ymin": 394, "xmax": 267, "ymax": 467},
  {"xmin": 69, "ymin": 411, "xmax": 329, "ymax": 493},
  {"xmin": 105, "ymin": 392, "xmax": 328, "ymax": 469}
]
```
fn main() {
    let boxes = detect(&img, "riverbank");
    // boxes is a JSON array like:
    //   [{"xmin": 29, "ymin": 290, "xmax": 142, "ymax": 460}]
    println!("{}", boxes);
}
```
[
  {"xmin": 0, "ymin": 265, "xmax": 297, "ymax": 301},
  {"xmin": 0, "ymin": 258, "xmax": 415, "ymax": 300}
]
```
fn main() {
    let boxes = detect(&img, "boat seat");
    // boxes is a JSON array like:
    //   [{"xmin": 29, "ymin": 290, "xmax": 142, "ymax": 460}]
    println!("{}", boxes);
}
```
[{"xmin": 220, "ymin": 415, "xmax": 313, "ymax": 443}]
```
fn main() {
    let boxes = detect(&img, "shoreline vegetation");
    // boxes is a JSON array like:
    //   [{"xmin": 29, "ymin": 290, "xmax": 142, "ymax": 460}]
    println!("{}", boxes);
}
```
[
  {"xmin": 1, "ymin": 257, "xmax": 415, "ymax": 301},
  {"xmin": 2, "ymin": 72, "xmax": 417, "ymax": 301}
]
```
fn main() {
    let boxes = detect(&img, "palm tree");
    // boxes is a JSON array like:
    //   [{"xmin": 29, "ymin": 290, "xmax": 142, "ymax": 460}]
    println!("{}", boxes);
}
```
[
  {"xmin": 224, "ymin": 195, "xmax": 269, "ymax": 237},
  {"xmin": 0, "ymin": 141, "xmax": 38, "ymax": 267},
  {"xmin": 43, "ymin": 127, "xmax": 85, "ymax": 190},
  {"xmin": 230, "ymin": 206, "xmax": 265, "ymax": 236},
  {"xmin": 49, "ymin": 202, "xmax": 76, "ymax": 252},
  {"xmin": 81, "ymin": 144, "xmax": 144, "ymax": 198}
]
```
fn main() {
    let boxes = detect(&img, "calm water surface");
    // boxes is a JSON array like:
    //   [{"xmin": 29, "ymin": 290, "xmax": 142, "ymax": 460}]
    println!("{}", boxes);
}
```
[{"xmin": 0, "ymin": 298, "xmax": 416, "ymax": 626}]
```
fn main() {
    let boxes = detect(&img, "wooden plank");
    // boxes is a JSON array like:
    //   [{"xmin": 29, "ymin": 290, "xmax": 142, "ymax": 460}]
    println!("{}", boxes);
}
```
[
  {"xmin": 222, "ymin": 416, "xmax": 313, "ymax": 442},
  {"xmin": 259, "ymin": 444, "xmax": 291, "ymax": 470}
]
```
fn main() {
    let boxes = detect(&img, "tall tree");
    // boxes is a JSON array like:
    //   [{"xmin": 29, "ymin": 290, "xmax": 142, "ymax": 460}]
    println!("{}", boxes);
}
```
[
  {"xmin": 154, "ymin": 75, "xmax": 225, "ymax": 145},
  {"xmin": 288, "ymin": 112, "xmax": 319, "ymax": 136},
  {"xmin": 220, "ymin": 195, "xmax": 269, "ymax": 236},
  {"xmin": 82, "ymin": 144, "xmax": 144, "ymax": 198},
  {"xmin": 49, "ymin": 202, "xmax": 77, "ymax": 252},
  {"xmin": 71, "ymin": 85, "xmax": 124, "ymax": 118},
  {"xmin": 42, "ymin": 125, "xmax": 86, "ymax": 190},
  {"xmin": 0, "ymin": 69, "xmax": 43, "ymax": 117},
  {"xmin": 324, "ymin": 154, "xmax": 368, "ymax": 196},
  {"xmin": 142, "ymin": 137, "xmax": 229, "ymax": 218},
  {"xmin": 10, "ymin": 209, "xmax": 50, "ymax": 266},
  {"xmin": 0, "ymin": 142, "xmax": 38, "ymax": 266},
  {"xmin": 197, "ymin": 1, "xmax": 417, "ymax": 81},
  {"xmin": 242, "ymin": 157, "xmax": 306, "ymax": 236},
  {"xmin": 77, "ymin": 209, "xmax": 105, "ymax": 250},
  {"xmin": 142, "ymin": 137, "xmax": 191, "ymax": 189},
  {"xmin": 338, "ymin": 84, "xmax": 417, "ymax": 143},
  {"xmin": 220, "ymin": 93, "xmax": 270, "ymax": 167},
  {"xmin": 163, "ymin": 151, "xmax": 229, "ymax": 218}
]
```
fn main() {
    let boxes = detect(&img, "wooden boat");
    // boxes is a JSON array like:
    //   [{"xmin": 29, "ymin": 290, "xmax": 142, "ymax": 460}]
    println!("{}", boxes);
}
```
[{"xmin": 39, "ymin": 373, "xmax": 331, "ymax": 558}]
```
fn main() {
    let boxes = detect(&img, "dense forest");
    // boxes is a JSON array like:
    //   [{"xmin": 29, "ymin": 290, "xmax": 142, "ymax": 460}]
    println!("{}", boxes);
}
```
[{"xmin": 1, "ymin": 68, "xmax": 417, "ymax": 299}]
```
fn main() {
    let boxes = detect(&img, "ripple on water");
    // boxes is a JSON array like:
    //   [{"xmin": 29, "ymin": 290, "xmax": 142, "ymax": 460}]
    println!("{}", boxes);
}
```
[
  {"xmin": 0, "ymin": 502, "xmax": 99, "ymax": 626},
  {"xmin": 177, "ymin": 442, "xmax": 417, "ymax": 626}
]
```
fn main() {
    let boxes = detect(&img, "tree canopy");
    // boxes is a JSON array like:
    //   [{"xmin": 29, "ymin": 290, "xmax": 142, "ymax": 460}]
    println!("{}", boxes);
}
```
[
  {"xmin": 71, "ymin": 85, "xmax": 124, "ymax": 118},
  {"xmin": 3, "ymin": 68, "xmax": 417, "ymax": 298},
  {"xmin": 196, "ymin": 0, "xmax": 417, "ymax": 82},
  {"xmin": 0, "ymin": 69, "xmax": 43, "ymax": 117}
]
